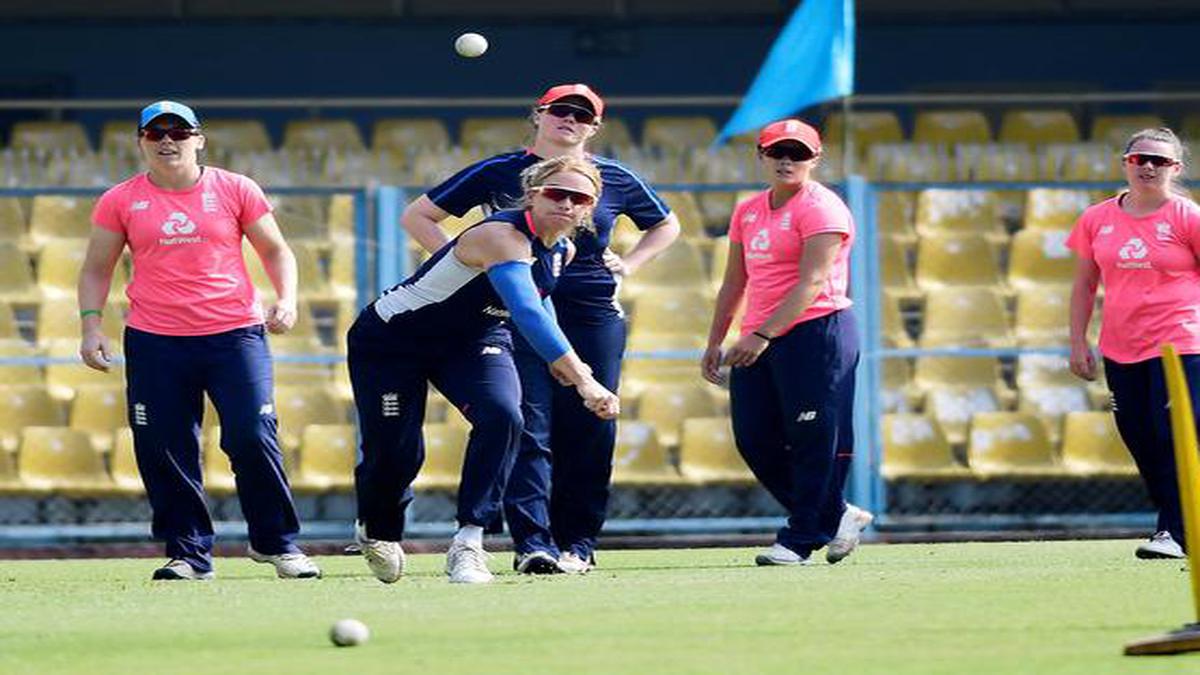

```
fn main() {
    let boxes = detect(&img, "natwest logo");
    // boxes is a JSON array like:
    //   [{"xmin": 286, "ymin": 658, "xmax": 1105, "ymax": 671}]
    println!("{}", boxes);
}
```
[
  {"xmin": 1116, "ymin": 237, "xmax": 1151, "ymax": 269},
  {"xmin": 158, "ymin": 211, "xmax": 202, "ymax": 245}
]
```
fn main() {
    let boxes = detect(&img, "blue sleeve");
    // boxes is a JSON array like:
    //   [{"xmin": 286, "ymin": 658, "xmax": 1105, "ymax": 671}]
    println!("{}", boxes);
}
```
[
  {"xmin": 425, "ymin": 158, "xmax": 497, "ymax": 218},
  {"xmin": 486, "ymin": 260, "xmax": 571, "ymax": 363},
  {"xmin": 602, "ymin": 159, "xmax": 672, "ymax": 230}
]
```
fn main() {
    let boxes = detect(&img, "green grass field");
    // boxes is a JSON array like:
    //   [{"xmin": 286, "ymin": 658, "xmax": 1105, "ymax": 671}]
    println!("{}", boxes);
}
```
[{"xmin": 0, "ymin": 540, "xmax": 1196, "ymax": 674}]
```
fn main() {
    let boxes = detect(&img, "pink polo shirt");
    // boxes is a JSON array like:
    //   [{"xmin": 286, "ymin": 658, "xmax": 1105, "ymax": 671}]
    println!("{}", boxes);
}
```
[
  {"xmin": 92, "ymin": 167, "xmax": 273, "ymax": 336},
  {"xmin": 728, "ymin": 181, "xmax": 855, "ymax": 337},
  {"xmin": 1066, "ymin": 193, "xmax": 1200, "ymax": 363}
]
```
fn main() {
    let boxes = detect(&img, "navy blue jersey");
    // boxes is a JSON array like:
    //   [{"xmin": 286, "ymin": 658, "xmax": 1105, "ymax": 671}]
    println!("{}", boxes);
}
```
[
  {"xmin": 371, "ymin": 209, "xmax": 568, "ymax": 341},
  {"xmin": 426, "ymin": 151, "xmax": 671, "ymax": 321}
]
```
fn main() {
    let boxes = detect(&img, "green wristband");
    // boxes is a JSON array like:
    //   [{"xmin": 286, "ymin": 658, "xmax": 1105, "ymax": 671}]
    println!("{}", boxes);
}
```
[{"xmin": 79, "ymin": 309, "xmax": 103, "ymax": 319}]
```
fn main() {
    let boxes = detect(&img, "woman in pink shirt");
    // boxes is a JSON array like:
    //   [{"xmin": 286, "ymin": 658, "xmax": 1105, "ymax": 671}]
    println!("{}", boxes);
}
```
[
  {"xmin": 702, "ymin": 119, "xmax": 872, "ymax": 566},
  {"xmin": 77, "ymin": 101, "xmax": 320, "ymax": 580},
  {"xmin": 1068, "ymin": 127, "xmax": 1199, "ymax": 561}
]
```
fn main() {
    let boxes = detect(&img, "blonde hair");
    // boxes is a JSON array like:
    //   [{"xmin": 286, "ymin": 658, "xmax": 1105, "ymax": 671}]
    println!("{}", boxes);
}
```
[
  {"xmin": 1124, "ymin": 127, "xmax": 1191, "ymax": 199},
  {"xmin": 519, "ymin": 155, "xmax": 602, "ymax": 235}
]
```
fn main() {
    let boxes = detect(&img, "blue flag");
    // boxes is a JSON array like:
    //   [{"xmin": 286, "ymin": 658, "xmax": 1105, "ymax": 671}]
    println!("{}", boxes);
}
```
[{"xmin": 715, "ymin": 0, "xmax": 855, "ymax": 145}]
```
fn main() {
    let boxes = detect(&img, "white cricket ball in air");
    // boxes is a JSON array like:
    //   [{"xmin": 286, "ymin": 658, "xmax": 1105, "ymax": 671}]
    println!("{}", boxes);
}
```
[
  {"xmin": 455, "ymin": 32, "xmax": 489, "ymax": 58},
  {"xmin": 330, "ymin": 618, "xmax": 370, "ymax": 647}
]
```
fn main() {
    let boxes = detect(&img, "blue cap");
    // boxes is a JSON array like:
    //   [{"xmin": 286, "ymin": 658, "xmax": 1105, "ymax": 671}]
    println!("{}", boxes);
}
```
[{"xmin": 138, "ymin": 100, "xmax": 200, "ymax": 129}]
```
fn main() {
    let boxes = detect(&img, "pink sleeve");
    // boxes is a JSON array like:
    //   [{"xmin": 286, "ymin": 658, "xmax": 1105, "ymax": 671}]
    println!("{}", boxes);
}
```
[
  {"xmin": 1065, "ymin": 209, "xmax": 1094, "ymax": 259},
  {"xmin": 798, "ymin": 196, "xmax": 852, "ymax": 239},
  {"xmin": 91, "ymin": 186, "xmax": 126, "ymax": 234},
  {"xmin": 728, "ymin": 201, "xmax": 746, "ymax": 243},
  {"xmin": 235, "ymin": 174, "xmax": 273, "ymax": 228},
  {"xmin": 1184, "ymin": 202, "xmax": 1200, "ymax": 258}
]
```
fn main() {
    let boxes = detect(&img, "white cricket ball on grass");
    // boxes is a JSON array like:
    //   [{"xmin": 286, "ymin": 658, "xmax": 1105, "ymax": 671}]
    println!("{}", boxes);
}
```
[
  {"xmin": 455, "ymin": 32, "xmax": 489, "ymax": 58},
  {"xmin": 330, "ymin": 618, "xmax": 370, "ymax": 647}
]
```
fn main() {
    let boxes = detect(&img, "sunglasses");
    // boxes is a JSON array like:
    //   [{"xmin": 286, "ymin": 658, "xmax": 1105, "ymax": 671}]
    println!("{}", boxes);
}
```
[
  {"xmin": 534, "ymin": 186, "xmax": 597, "ymax": 206},
  {"xmin": 1125, "ymin": 153, "xmax": 1178, "ymax": 168},
  {"xmin": 762, "ymin": 145, "xmax": 816, "ymax": 162},
  {"xmin": 540, "ymin": 104, "xmax": 597, "ymax": 125},
  {"xmin": 139, "ymin": 127, "xmax": 198, "ymax": 142}
]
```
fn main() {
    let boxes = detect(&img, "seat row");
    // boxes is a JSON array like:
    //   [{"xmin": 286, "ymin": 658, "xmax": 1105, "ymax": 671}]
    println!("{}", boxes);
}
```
[{"xmin": 883, "ymin": 411, "xmax": 1134, "ymax": 480}]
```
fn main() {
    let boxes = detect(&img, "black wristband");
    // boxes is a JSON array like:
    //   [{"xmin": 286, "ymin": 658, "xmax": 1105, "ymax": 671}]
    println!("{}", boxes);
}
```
[{"xmin": 752, "ymin": 330, "xmax": 773, "ymax": 342}]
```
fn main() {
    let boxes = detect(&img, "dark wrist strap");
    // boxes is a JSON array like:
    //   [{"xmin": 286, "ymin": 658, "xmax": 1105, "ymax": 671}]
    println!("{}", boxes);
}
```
[{"xmin": 752, "ymin": 330, "xmax": 773, "ymax": 342}]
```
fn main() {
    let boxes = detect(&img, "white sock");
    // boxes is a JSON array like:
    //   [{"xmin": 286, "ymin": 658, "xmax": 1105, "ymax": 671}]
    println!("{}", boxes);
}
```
[{"xmin": 453, "ymin": 525, "xmax": 484, "ymax": 548}]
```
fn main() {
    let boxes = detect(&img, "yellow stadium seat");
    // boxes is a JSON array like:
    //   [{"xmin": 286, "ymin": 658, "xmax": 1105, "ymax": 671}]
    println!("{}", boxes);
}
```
[
  {"xmin": 883, "ymin": 293, "xmax": 913, "ymax": 349},
  {"xmin": 621, "ymin": 239, "xmax": 707, "ymax": 297},
  {"xmin": 439, "ymin": 204, "xmax": 487, "ymax": 239},
  {"xmin": 0, "ymin": 444, "xmax": 19, "ymax": 492},
  {"xmin": 622, "ymin": 357, "xmax": 701, "ymax": 398},
  {"xmin": 920, "ymin": 287, "xmax": 1013, "ymax": 347},
  {"xmin": 29, "ymin": 195, "xmax": 95, "ymax": 243},
  {"xmin": 697, "ymin": 192, "xmax": 737, "ymax": 233},
  {"xmin": 629, "ymin": 288, "xmax": 712, "ymax": 341},
  {"xmin": 0, "ymin": 243, "xmax": 38, "ymax": 304},
  {"xmin": 869, "ymin": 143, "xmax": 954, "ymax": 182},
  {"xmin": 914, "ymin": 356, "xmax": 1004, "ymax": 392},
  {"xmin": 914, "ymin": 234, "xmax": 1004, "ymax": 291},
  {"xmin": 38, "ymin": 239, "xmax": 128, "ymax": 299},
  {"xmin": 99, "ymin": 120, "xmax": 138, "ymax": 153},
  {"xmin": 881, "ymin": 414, "xmax": 967, "ymax": 479},
  {"xmin": 1060, "ymin": 144, "xmax": 1123, "ymax": 181},
  {"xmin": 593, "ymin": 117, "xmax": 635, "ymax": 149},
  {"xmin": 282, "ymin": 119, "xmax": 365, "ymax": 151},
  {"xmin": 329, "ymin": 194, "xmax": 356, "ymax": 241},
  {"xmin": 926, "ymin": 387, "xmax": 1002, "ymax": 446},
  {"xmin": 202, "ymin": 427, "xmax": 237, "ymax": 496},
  {"xmin": 1008, "ymin": 229, "xmax": 1073, "ymax": 291},
  {"xmin": 110, "ymin": 427, "xmax": 143, "ymax": 494},
  {"xmin": 1090, "ymin": 114, "xmax": 1165, "ymax": 145},
  {"xmin": 18, "ymin": 426, "xmax": 111, "ymax": 494},
  {"xmin": 967, "ymin": 411, "xmax": 1061, "ymax": 477},
  {"xmin": 1015, "ymin": 354, "xmax": 1076, "ymax": 389},
  {"xmin": 1060, "ymin": 411, "xmax": 1136, "ymax": 477},
  {"xmin": 1014, "ymin": 286, "xmax": 1071, "ymax": 346},
  {"xmin": 45, "ymin": 339, "xmax": 124, "ymax": 401},
  {"xmin": 0, "ymin": 340, "xmax": 43, "ymax": 386},
  {"xmin": 293, "ymin": 424, "xmax": 356, "ymax": 493},
  {"xmin": 913, "ymin": 110, "xmax": 992, "ymax": 144},
  {"xmin": 245, "ymin": 240, "xmax": 341, "ymax": 303},
  {"xmin": 612, "ymin": 420, "xmax": 682, "ymax": 485},
  {"xmin": 0, "ymin": 197, "xmax": 29, "ymax": 248},
  {"xmin": 708, "ymin": 235, "xmax": 730, "ymax": 292},
  {"xmin": 642, "ymin": 116, "xmax": 718, "ymax": 149},
  {"xmin": 881, "ymin": 358, "xmax": 921, "ymax": 413},
  {"xmin": 1018, "ymin": 384, "xmax": 1091, "ymax": 443},
  {"xmin": 1023, "ymin": 188, "xmax": 1092, "ymax": 230},
  {"xmin": 10, "ymin": 121, "xmax": 92, "ymax": 153},
  {"xmin": 38, "ymin": 297, "xmax": 125, "ymax": 346},
  {"xmin": 69, "ymin": 385, "xmax": 126, "ymax": 453},
  {"xmin": 0, "ymin": 385, "xmax": 65, "ymax": 453},
  {"xmin": 274, "ymin": 385, "xmax": 349, "ymax": 453},
  {"xmin": 967, "ymin": 144, "xmax": 1038, "ymax": 182},
  {"xmin": 459, "ymin": 117, "xmax": 529, "ymax": 151},
  {"xmin": 822, "ymin": 112, "xmax": 904, "ymax": 158},
  {"xmin": 881, "ymin": 235, "xmax": 921, "ymax": 302},
  {"xmin": 372, "ymin": 118, "xmax": 451, "ymax": 152},
  {"xmin": 626, "ymin": 331, "xmax": 706, "ymax": 355},
  {"xmin": 268, "ymin": 194, "xmax": 329, "ymax": 241},
  {"xmin": 914, "ymin": 189, "xmax": 1004, "ymax": 240},
  {"xmin": 678, "ymin": 416, "xmax": 753, "ymax": 484},
  {"xmin": 0, "ymin": 303, "xmax": 18, "ymax": 340},
  {"xmin": 635, "ymin": 382, "xmax": 723, "ymax": 448},
  {"xmin": 998, "ymin": 110, "xmax": 1081, "ymax": 145},
  {"xmin": 413, "ymin": 423, "xmax": 466, "ymax": 489},
  {"xmin": 656, "ymin": 191, "xmax": 706, "ymax": 239},
  {"xmin": 201, "ymin": 119, "xmax": 273, "ymax": 154},
  {"xmin": 876, "ymin": 191, "xmax": 917, "ymax": 246}
]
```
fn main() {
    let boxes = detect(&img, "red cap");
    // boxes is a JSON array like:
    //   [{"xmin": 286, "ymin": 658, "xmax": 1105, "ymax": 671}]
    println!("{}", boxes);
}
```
[
  {"xmin": 537, "ymin": 84, "xmax": 605, "ymax": 118},
  {"xmin": 757, "ymin": 119, "xmax": 821, "ymax": 154}
]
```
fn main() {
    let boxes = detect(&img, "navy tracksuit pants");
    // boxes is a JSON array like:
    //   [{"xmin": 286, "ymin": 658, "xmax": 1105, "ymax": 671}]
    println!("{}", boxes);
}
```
[
  {"xmin": 504, "ymin": 315, "xmax": 625, "ymax": 558},
  {"xmin": 729, "ymin": 310, "xmax": 859, "ymax": 557},
  {"xmin": 348, "ymin": 309, "xmax": 523, "ymax": 541},
  {"xmin": 1104, "ymin": 355, "xmax": 1194, "ymax": 548},
  {"xmin": 124, "ymin": 325, "xmax": 301, "ymax": 574}
]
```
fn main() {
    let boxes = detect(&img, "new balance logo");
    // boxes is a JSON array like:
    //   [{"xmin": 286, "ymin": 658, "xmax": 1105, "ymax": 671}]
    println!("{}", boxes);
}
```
[
  {"xmin": 382, "ymin": 393, "xmax": 401, "ymax": 417},
  {"xmin": 131, "ymin": 200, "xmax": 150, "ymax": 211},
  {"xmin": 481, "ymin": 305, "xmax": 510, "ymax": 318},
  {"xmin": 259, "ymin": 403, "xmax": 274, "ymax": 416},
  {"xmin": 133, "ymin": 403, "xmax": 148, "ymax": 426},
  {"xmin": 481, "ymin": 346, "xmax": 503, "ymax": 356},
  {"xmin": 796, "ymin": 410, "xmax": 818, "ymax": 422}
]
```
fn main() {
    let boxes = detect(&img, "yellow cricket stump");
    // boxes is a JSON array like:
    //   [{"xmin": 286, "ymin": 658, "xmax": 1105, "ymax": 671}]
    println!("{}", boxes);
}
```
[{"xmin": 1124, "ymin": 343, "xmax": 1200, "ymax": 656}]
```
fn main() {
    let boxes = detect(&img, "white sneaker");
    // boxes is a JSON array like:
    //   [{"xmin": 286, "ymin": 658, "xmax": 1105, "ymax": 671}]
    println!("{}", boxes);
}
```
[
  {"xmin": 248, "ymin": 547, "xmax": 322, "ymax": 579},
  {"xmin": 151, "ymin": 559, "xmax": 214, "ymax": 581},
  {"xmin": 446, "ymin": 541, "xmax": 494, "ymax": 584},
  {"xmin": 556, "ymin": 551, "xmax": 593, "ymax": 575},
  {"xmin": 355, "ymin": 522, "xmax": 404, "ymax": 584},
  {"xmin": 514, "ymin": 550, "xmax": 561, "ymax": 575},
  {"xmin": 755, "ymin": 543, "xmax": 811, "ymax": 566},
  {"xmin": 826, "ymin": 504, "xmax": 874, "ymax": 564},
  {"xmin": 1136, "ymin": 531, "xmax": 1185, "ymax": 559}
]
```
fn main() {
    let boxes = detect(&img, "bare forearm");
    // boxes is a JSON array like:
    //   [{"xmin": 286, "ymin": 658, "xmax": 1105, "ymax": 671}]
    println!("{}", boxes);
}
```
[
  {"xmin": 550, "ymin": 350, "xmax": 595, "ymax": 387},
  {"xmin": 707, "ymin": 281, "xmax": 745, "ymax": 348},
  {"xmin": 77, "ymin": 268, "xmax": 114, "ymax": 316},
  {"xmin": 402, "ymin": 211, "xmax": 452, "ymax": 254},
  {"xmin": 621, "ymin": 218, "xmax": 680, "ymax": 274},
  {"xmin": 261, "ymin": 248, "xmax": 298, "ymax": 302},
  {"xmin": 756, "ymin": 278, "xmax": 824, "ymax": 338},
  {"xmin": 1069, "ymin": 278, "xmax": 1097, "ymax": 345}
]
